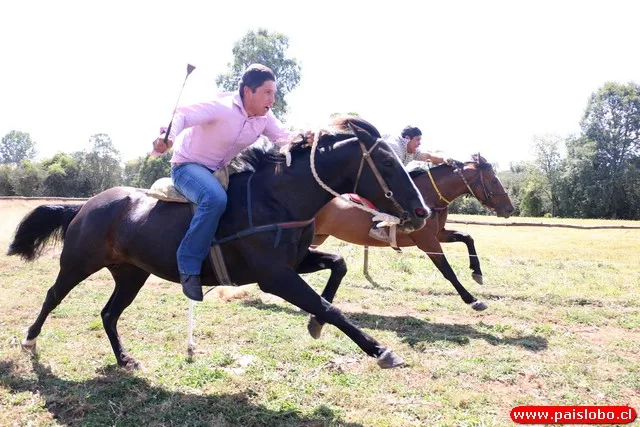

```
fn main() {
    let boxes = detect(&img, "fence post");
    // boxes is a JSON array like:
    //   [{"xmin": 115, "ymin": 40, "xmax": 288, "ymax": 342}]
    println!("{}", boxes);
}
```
[{"xmin": 363, "ymin": 245, "xmax": 369, "ymax": 275}]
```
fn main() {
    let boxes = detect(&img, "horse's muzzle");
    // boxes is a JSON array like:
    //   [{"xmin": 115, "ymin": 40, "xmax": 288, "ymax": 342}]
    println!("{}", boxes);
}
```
[
  {"xmin": 415, "ymin": 207, "xmax": 427, "ymax": 218},
  {"xmin": 398, "ymin": 205, "xmax": 429, "ymax": 233}
]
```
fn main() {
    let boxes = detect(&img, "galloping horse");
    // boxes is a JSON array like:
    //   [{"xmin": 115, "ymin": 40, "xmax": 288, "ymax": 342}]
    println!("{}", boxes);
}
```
[
  {"xmin": 7, "ymin": 121, "xmax": 428, "ymax": 369},
  {"xmin": 306, "ymin": 119, "xmax": 514, "ymax": 338}
]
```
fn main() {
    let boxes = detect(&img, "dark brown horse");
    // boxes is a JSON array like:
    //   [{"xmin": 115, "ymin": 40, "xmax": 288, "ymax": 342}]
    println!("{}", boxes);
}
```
[
  {"xmin": 7, "ymin": 121, "xmax": 428, "ymax": 369},
  {"xmin": 307, "ymin": 154, "xmax": 514, "ymax": 338}
]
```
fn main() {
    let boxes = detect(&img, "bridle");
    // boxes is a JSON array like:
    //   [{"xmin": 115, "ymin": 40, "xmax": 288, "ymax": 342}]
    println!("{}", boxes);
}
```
[
  {"xmin": 308, "ymin": 134, "xmax": 411, "ymax": 225},
  {"xmin": 427, "ymin": 162, "xmax": 508, "ymax": 206},
  {"xmin": 352, "ymin": 138, "xmax": 410, "ymax": 223},
  {"xmin": 456, "ymin": 163, "xmax": 509, "ymax": 202}
]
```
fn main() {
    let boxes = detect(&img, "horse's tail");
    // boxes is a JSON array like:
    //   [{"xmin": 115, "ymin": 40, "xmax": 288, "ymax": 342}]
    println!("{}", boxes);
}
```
[{"xmin": 7, "ymin": 204, "xmax": 84, "ymax": 261}]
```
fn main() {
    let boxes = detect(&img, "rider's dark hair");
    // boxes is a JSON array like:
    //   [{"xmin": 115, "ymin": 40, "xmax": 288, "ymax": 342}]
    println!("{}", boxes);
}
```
[
  {"xmin": 401, "ymin": 126, "xmax": 422, "ymax": 139},
  {"xmin": 239, "ymin": 64, "xmax": 276, "ymax": 98}
]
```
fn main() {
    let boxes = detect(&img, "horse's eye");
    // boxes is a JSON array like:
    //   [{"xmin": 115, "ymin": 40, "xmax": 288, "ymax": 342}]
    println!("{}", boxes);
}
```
[{"xmin": 383, "ymin": 160, "xmax": 394, "ymax": 167}]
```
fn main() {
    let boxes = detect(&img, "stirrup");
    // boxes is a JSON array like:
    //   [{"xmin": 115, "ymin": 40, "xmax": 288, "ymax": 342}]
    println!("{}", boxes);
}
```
[{"xmin": 369, "ymin": 226, "xmax": 391, "ymax": 243}]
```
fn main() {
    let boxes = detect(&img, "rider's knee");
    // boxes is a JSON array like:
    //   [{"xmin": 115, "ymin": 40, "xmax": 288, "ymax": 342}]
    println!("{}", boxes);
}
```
[{"xmin": 199, "ymin": 188, "xmax": 227, "ymax": 210}]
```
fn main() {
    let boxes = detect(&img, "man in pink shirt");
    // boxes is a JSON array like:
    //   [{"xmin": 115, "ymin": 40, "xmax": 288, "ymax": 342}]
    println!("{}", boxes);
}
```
[{"xmin": 153, "ymin": 64, "xmax": 299, "ymax": 301}]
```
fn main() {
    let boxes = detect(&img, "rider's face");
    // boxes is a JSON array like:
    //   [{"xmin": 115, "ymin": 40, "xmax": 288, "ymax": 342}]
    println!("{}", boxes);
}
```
[
  {"xmin": 406, "ymin": 135, "xmax": 422, "ymax": 153},
  {"xmin": 243, "ymin": 80, "xmax": 277, "ymax": 117}
]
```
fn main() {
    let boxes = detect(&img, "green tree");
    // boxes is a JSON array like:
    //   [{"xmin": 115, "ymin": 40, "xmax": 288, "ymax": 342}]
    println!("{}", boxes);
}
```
[
  {"xmin": 11, "ymin": 161, "xmax": 45, "ymax": 196},
  {"xmin": 123, "ymin": 157, "xmax": 145, "ymax": 186},
  {"xmin": 448, "ymin": 196, "xmax": 491, "ymax": 215},
  {"xmin": 0, "ymin": 130, "xmax": 37, "ymax": 164},
  {"xmin": 41, "ymin": 152, "xmax": 82, "ymax": 196},
  {"xmin": 0, "ymin": 164, "xmax": 15, "ymax": 195},
  {"xmin": 518, "ymin": 171, "xmax": 548, "ymax": 217},
  {"xmin": 499, "ymin": 161, "xmax": 535, "ymax": 216},
  {"xmin": 531, "ymin": 134, "xmax": 564, "ymax": 216},
  {"xmin": 579, "ymin": 81, "xmax": 640, "ymax": 217},
  {"xmin": 75, "ymin": 134, "xmax": 123, "ymax": 196},
  {"xmin": 216, "ymin": 28, "xmax": 301, "ymax": 120},
  {"xmin": 557, "ymin": 136, "xmax": 605, "ymax": 218},
  {"xmin": 134, "ymin": 154, "xmax": 172, "ymax": 189}
]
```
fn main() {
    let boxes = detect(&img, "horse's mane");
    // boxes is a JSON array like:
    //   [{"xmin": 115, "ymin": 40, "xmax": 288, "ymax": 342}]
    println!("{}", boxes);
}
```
[
  {"xmin": 407, "ymin": 156, "xmax": 492, "ymax": 179},
  {"xmin": 408, "ymin": 163, "xmax": 455, "ymax": 179},
  {"xmin": 228, "ymin": 115, "xmax": 382, "ymax": 176},
  {"xmin": 228, "ymin": 137, "xmax": 287, "ymax": 175},
  {"xmin": 328, "ymin": 115, "xmax": 382, "ymax": 138}
]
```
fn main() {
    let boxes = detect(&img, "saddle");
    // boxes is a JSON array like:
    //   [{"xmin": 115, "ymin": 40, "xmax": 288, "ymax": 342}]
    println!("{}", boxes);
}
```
[
  {"xmin": 145, "ymin": 167, "xmax": 234, "ymax": 286},
  {"xmin": 346, "ymin": 194, "xmax": 401, "ymax": 251},
  {"xmin": 145, "ymin": 167, "xmax": 230, "ymax": 202}
]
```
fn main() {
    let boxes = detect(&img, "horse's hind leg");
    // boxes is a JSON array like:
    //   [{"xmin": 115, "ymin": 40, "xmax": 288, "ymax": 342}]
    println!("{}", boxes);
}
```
[
  {"xmin": 22, "ymin": 266, "xmax": 95, "ymax": 350},
  {"xmin": 295, "ymin": 249, "xmax": 347, "ymax": 339},
  {"xmin": 414, "ymin": 234, "xmax": 488, "ymax": 311},
  {"xmin": 257, "ymin": 267, "xmax": 403, "ymax": 368},
  {"xmin": 103, "ymin": 264, "xmax": 150, "ymax": 369},
  {"xmin": 438, "ymin": 228, "xmax": 483, "ymax": 284}
]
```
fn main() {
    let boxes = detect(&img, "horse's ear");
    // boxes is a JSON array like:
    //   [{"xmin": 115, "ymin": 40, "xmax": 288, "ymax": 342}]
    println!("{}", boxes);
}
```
[
  {"xmin": 347, "ymin": 122, "xmax": 374, "ymax": 144},
  {"xmin": 477, "ymin": 152, "xmax": 484, "ymax": 163}
]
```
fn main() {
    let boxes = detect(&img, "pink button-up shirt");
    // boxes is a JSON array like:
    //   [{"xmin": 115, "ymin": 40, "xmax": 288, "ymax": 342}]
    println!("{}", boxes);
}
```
[{"xmin": 167, "ymin": 92, "xmax": 293, "ymax": 171}]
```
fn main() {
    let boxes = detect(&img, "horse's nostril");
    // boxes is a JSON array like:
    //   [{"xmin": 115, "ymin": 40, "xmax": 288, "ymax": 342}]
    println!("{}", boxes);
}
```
[{"xmin": 415, "ymin": 207, "xmax": 427, "ymax": 218}]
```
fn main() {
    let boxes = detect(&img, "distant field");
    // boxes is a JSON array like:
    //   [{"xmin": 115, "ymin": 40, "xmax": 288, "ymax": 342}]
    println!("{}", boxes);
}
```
[{"xmin": 1, "ymin": 199, "xmax": 639, "ymax": 426}]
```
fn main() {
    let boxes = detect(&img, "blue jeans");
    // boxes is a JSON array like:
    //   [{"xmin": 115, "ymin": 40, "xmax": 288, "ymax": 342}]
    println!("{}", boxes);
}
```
[{"xmin": 171, "ymin": 163, "xmax": 228, "ymax": 276}]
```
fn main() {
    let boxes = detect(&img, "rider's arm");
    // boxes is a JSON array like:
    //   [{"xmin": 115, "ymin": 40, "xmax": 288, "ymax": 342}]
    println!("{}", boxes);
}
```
[
  {"xmin": 262, "ymin": 112, "xmax": 297, "ymax": 147},
  {"xmin": 152, "ymin": 102, "xmax": 220, "ymax": 157},
  {"xmin": 166, "ymin": 101, "xmax": 220, "ymax": 143},
  {"xmin": 417, "ymin": 152, "xmax": 446, "ymax": 164}
]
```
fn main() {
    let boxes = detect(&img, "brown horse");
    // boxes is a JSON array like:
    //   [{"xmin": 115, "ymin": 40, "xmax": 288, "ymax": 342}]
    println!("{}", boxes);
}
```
[{"xmin": 307, "ymin": 154, "xmax": 514, "ymax": 337}]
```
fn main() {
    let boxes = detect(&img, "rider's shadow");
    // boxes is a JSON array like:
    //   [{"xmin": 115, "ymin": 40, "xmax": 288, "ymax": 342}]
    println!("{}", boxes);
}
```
[
  {"xmin": 0, "ymin": 358, "xmax": 362, "ymax": 427},
  {"xmin": 241, "ymin": 300, "xmax": 548, "ymax": 352}
]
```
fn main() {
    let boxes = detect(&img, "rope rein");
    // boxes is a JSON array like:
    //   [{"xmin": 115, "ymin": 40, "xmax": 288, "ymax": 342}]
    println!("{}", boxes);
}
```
[
  {"xmin": 426, "ymin": 167, "xmax": 452, "ymax": 204},
  {"xmin": 308, "ymin": 132, "xmax": 402, "ymax": 226}
]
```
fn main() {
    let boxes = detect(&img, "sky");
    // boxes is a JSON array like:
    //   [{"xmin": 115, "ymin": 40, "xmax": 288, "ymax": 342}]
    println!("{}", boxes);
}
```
[{"xmin": 1, "ymin": 0, "xmax": 639, "ymax": 171}]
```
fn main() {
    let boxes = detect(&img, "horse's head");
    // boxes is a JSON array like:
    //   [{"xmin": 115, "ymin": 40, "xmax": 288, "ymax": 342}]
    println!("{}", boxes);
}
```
[
  {"xmin": 460, "ymin": 153, "xmax": 514, "ymax": 218},
  {"xmin": 331, "ymin": 120, "xmax": 428, "ymax": 233}
]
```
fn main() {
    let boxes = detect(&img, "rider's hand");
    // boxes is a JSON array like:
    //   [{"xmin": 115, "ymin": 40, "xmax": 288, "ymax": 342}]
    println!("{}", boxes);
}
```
[
  {"xmin": 152, "ymin": 134, "xmax": 173, "ymax": 156},
  {"xmin": 301, "ymin": 130, "xmax": 315, "ymax": 144}
]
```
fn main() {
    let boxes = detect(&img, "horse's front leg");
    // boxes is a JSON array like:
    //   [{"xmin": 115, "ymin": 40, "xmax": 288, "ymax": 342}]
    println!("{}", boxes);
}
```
[
  {"xmin": 438, "ymin": 228, "xmax": 483, "ymax": 285},
  {"xmin": 295, "ymin": 248, "xmax": 347, "ymax": 339},
  {"xmin": 257, "ymin": 266, "xmax": 403, "ymax": 369},
  {"xmin": 413, "ymin": 232, "xmax": 487, "ymax": 311}
]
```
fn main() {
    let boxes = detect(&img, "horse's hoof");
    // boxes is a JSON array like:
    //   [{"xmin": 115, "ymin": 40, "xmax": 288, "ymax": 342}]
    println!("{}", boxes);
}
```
[
  {"xmin": 187, "ymin": 344, "xmax": 197, "ymax": 362},
  {"xmin": 21, "ymin": 338, "xmax": 37, "ymax": 353},
  {"xmin": 377, "ymin": 349, "xmax": 405, "ymax": 369},
  {"xmin": 470, "ymin": 301, "xmax": 488, "ymax": 311},
  {"xmin": 472, "ymin": 273, "xmax": 484, "ymax": 285},
  {"xmin": 123, "ymin": 360, "xmax": 142, "ymax": 371},
  {"xmin": 119, "ymin": 355, "xmax": 142, "ymax": 371},
  {"xmin": 307, "ymin": 316, "xmax": 324, "ymax": 339}
]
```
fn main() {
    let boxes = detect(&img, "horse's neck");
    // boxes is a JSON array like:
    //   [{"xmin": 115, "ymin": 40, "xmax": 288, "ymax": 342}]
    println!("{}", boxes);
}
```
[
  {"xmin": 421, "ymin": 167, "xmax": 472, "ymax": 207},
  {"xmin": 251, "ymin": 154, "xmax": 351, "ymax": 222}
]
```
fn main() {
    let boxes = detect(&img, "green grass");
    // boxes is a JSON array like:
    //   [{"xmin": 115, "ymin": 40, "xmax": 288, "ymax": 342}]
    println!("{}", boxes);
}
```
[{"xmin": 1, "ymin": 201, "xmax": 639, "ymax": 426}]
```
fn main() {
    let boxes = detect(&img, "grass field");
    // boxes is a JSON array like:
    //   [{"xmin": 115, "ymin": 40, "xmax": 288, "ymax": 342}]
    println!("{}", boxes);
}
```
[{"xmin": 1, "ymin": 200, "xmax": 639, "ymax": 426}]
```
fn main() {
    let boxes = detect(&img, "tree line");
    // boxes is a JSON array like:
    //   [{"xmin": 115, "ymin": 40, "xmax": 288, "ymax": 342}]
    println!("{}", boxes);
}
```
[
  {"xmin": 449, "ymin": 81, "xmax": 639, "ymax": 219},
  {"xmin": 2, "ymin": 81, "xmax": 638, "ymax": 220},
  {"xmin": 0, "ymin": 132, "xmax": 171, "ymax": 198}
]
